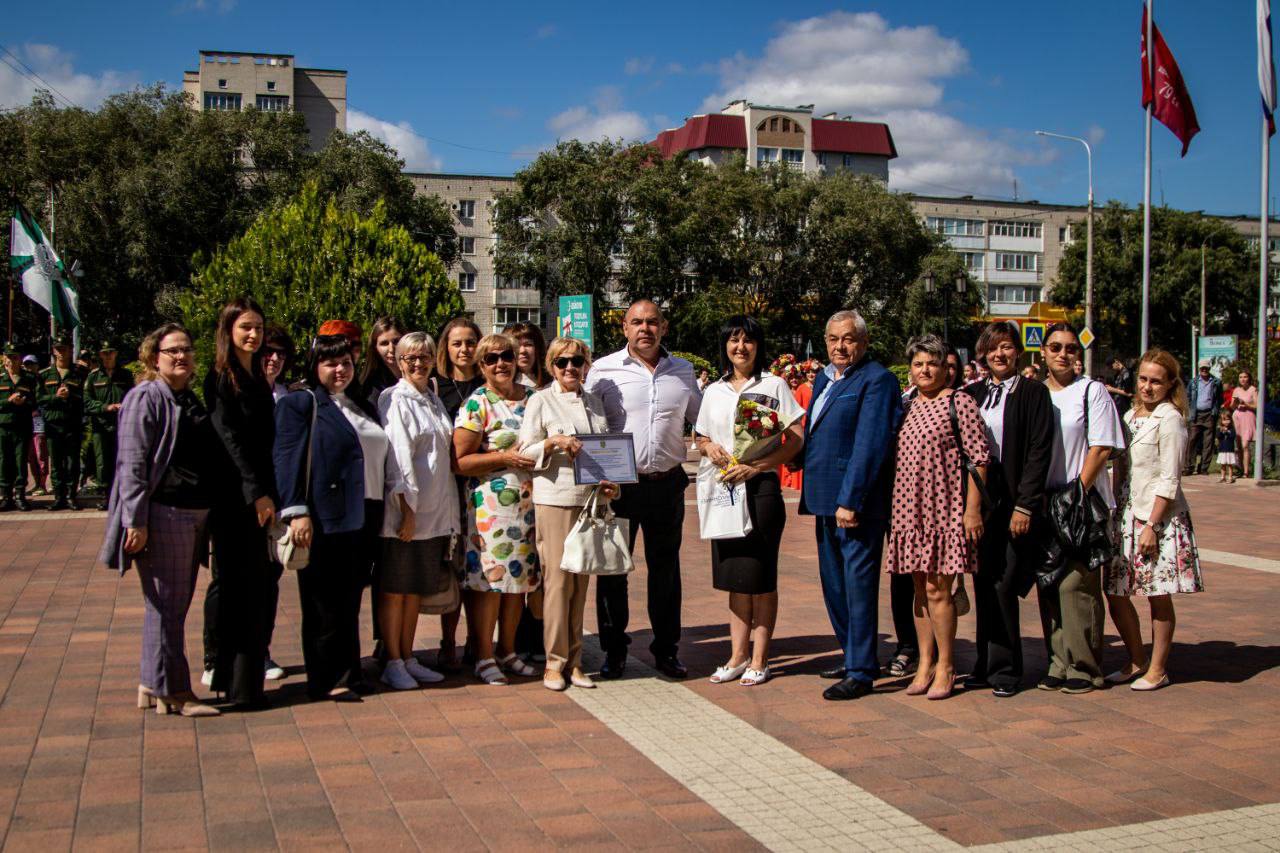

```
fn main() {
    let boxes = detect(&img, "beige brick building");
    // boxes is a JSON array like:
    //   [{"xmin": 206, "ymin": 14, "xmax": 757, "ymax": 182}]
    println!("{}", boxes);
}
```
[{"xmin": 181, "ymin": 51, "xmax": 346, "ymax": 150}]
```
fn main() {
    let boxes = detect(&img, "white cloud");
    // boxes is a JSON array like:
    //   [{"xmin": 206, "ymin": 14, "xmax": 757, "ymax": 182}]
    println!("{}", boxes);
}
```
[
  {"xmin": 700, "ymin": 11, "xmax": 1038, "ymax": 197},
  {"xmin": 546, "ymin": 86, "xmax": 651, "ymax": 143},
  {"xmin": 0, "ymin": 43, "xmax": 137, "ymax": 110},
  {"xmin": 348, "ymin": 108, "xmax": 442, "ymax": 171},
  {"xmin": 1087, "ymin": 124, "xmax": 1106, "ymax": 146},
  {"xmin": 624, "ymin": 57, "xmax": 654, "ymax": 76}
]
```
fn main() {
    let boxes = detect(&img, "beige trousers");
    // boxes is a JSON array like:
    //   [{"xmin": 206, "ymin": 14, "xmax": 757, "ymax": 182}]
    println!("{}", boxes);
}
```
[
  {"xmin": 1038, "ymin": 557, "xmax": 1105, "ymax": 686},
  {"xmin": 534, "ymin": 504, "xmax": 590, "ymax": 673}
]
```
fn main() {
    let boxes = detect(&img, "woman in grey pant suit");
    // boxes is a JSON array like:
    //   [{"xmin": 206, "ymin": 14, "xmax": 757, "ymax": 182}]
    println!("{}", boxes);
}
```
[{"xmin": 99, "ymin": 323, "xmax": 219, "ymax": 717}]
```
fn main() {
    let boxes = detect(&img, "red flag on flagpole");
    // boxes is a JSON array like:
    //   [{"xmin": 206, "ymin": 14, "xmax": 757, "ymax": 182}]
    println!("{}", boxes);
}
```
[{"xmin": 1141, "ymin": 4, "xmax": 1200, "ymax": 156}]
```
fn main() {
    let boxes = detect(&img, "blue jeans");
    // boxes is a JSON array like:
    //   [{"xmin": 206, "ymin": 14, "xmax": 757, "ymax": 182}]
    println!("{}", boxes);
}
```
[{"xmin": 815, "ymin": 514, "xmax": 886, "ymax": 683}]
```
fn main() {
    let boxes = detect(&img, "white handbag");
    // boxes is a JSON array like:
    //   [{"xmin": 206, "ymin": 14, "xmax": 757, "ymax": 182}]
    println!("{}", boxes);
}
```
[
  {"xmin": 695, "ymin": 458, "xmax": 753, "ymax": 540},
  {"xmin": 561, "ymin": 486, "xmax": 633, "ymax": 576}
]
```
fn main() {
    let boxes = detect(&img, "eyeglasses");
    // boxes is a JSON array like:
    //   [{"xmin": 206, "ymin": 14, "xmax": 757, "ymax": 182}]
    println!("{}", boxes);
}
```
[
  {"xmin": 262, "ymin": 348, "xmax": 286, "ymax": 359},
  {"xmin": 159, "ymin": 346, "xmax": 195, "ymax": 357},
  {"xmin": 400, "ymin": 354, "xmax": 432, "ymax": 366},
  {"xmin": 553, "ymin": 355, "xmax": 586, "ymax": 369},
  {"xmin": 1045, "ymin": 342, "xmax": 1081, "ymax": 355},
  {"xmin": 481, "ymin": 350, "xmax": 515, "ymax": 366}
]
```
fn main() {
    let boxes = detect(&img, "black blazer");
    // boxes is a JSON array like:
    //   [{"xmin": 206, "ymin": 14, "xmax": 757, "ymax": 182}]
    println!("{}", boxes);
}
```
[
  {"xmin": 963, "ymin": 378, "xmax": 1053, "ymax": 517},
  {"xmin": 204, "ymin": 363, "xmax": 277, "ymax": 507}
]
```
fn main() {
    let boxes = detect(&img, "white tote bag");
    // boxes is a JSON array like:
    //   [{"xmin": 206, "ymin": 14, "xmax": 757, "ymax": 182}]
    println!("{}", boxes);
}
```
[
  {"xmin": 561, "ymin": 487, "xmax": 634, "ymax": 576},
  {"xmin": 695, "ymin": 458, "xmax": 753, "ymax": 540}
]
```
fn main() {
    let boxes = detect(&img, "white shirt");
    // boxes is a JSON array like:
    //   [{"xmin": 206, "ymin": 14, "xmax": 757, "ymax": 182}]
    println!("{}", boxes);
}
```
[
  {"xmin": 379, "ymin": 378, "xmax": 459, "ymax": 541},
  {"xmin": 1047, "ymin": 377, "xmax": 1125, "ymax": 509},
  {"xmin": 331, "ymin": 392, "xmax": 388, "ymax": 503},
  {"xmin": 271, "ymin": 382, "xmax": 289, "ymax": 403},
  {"xmin": 977, "ymin": 375, "xmax": 1020, "ymax": 462},
  {"xmin": 584, "ymin": 348, "xmax": 701, "ymax": 475},
  {"xmin": 694, "ymin": 373, "xmax": 804, "ymax": 455}
]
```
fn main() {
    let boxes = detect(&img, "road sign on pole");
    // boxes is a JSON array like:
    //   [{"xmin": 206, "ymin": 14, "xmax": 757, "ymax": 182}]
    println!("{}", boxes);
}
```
[
  {"xmin": 1022, "ymin": 322, "xmax": 1046, "ymax": 352},
  {"xmin": 1079, "ymin": 327, "xmax": 1095, "ymax": 350}
]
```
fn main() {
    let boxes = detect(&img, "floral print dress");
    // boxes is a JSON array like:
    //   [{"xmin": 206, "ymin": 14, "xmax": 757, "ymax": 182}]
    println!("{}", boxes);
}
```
[
  {"xmin": 455, "ymin": 386, "xmax": 540, "ymax": 594},
  {"xmin": 1109, "ymin": 415, "xmax": 1204, "ymax": 597}
]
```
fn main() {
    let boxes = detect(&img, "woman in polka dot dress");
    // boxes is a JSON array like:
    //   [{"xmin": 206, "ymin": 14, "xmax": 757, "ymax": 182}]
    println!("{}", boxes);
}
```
[
  {"xmin": 453, "ymin": 333, "xmax": 540, "ymax": 685},
  {"xmin": 884, "ymin": 335, "xmax": 990, "ymax": 700}
]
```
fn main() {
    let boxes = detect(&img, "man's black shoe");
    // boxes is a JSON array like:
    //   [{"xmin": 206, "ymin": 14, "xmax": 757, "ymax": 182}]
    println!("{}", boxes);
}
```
[
  {"xmin": 14, "ymin": 493, "xmax": 30, "ymax": 512},
  {"xmin": 991, "ymin": 684, "xmax": 1019, "ymax": 698},
  {"xmin": 67, "ymin": 495, "xmax": 81, "ymax": 511},
  {"xmin": 0, "ymin": 495, "xmax": 13, "ymax": 512},
  {"xmin": 599, "ymin": 655, "xmax": 626, "ymax": 680},
  {"xmin": 819, "ymin": 666, "xmax": 846, "ymax": 680},
  {"xmin": 654, "ymin": 656, "xmax": 688, "ymax": 679},
  {"xmin": 95, "ymin": 500, "xmax": 109, "ymax": 511},
  {"xmin": 50, "ymin": 496, "xmax": 70, "ymax": 511},
  {"xmin": 823, "ymin": 677, "xmax": 873, "ymax": 701},
  {"xmin": 1036, "ymin": 675, "xmax": 1065, "ymax": 691},
  {"xmin": 963, "ymin": 674, "xmax": 989, "ymax": 690}
]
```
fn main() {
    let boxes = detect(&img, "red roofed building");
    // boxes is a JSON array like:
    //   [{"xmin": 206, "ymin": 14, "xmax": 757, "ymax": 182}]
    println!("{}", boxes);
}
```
[{"xmin": 651, "ymin": 99, "xmax": 896, "ymax": 181}]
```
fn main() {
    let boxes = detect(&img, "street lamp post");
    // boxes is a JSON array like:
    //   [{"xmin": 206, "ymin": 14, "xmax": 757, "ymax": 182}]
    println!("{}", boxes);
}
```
[
  {"xmin": 1200, "ymin": 237, "xmax": 1212, "ymax": 333},
  {"xmin": 1035, "ymin": 130, "xmax": 1094, "ymax": 373},
  {"xmin": 923, "ymin": 272, "xmax": 968, "ymax": 345}
]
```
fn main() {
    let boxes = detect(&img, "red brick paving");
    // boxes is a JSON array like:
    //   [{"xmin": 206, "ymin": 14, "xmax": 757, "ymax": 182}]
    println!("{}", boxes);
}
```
[{"xmin": 0, "ymin": 477, "xmax": 1274, "ymax": 848}]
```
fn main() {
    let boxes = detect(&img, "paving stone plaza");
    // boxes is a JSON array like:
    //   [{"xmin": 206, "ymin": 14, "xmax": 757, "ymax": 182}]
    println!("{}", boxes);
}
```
[{"xmin": 0, "ymin": 478, "xmax": 1277, "ymax": 851}]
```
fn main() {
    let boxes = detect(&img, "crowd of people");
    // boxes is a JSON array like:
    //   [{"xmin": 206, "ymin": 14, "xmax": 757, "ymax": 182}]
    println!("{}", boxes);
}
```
[{"xmin": 5, "ymin": 293, "xmax": 1212, "ymax": 716}]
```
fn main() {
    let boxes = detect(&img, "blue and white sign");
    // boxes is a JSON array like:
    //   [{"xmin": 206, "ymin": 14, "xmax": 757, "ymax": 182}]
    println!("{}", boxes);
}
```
[{"xmin": 1198, "ymin": 335, "xmax": 1237, "ymax": 378}]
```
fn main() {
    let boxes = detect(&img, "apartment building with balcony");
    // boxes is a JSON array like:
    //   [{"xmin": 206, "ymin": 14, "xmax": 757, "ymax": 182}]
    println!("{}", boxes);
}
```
[
  {"xmin": 651, "ymin": 99, "xmax": 897, "ymax": 180},
  {"xmin": 181, "ymin": 51, "xmax": 347, "ymax": 150}
]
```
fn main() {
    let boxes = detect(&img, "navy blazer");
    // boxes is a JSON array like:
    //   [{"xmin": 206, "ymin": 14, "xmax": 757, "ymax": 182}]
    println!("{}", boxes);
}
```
[
  {"xmin": 797, "ymin": 356, "xmax": 902, "ymax": 519},
  {"xmin": 274, "ymin": 386, "xmax": 365, "ymax": 536}
]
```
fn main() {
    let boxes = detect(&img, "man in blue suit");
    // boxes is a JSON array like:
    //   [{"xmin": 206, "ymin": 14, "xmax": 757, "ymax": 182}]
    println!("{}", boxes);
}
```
[{"xmin": 795, "ymin": 310, "xmax": 902, "ymax": 700}]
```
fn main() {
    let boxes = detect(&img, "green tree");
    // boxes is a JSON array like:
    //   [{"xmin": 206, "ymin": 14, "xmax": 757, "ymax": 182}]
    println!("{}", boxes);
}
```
[
  {"xmin": 1051, "ymin": 203, "xmax": 1258, "ymax": 364},
  {"xmin": 180, "ymin": 183, "xmax": 462, "ymax": 365}
]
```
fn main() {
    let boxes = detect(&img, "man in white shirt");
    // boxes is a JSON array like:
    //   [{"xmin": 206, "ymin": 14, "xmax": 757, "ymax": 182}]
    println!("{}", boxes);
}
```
[{"xmin": 584, "ymin": 300, "xmax": 701, "ymax": 679}]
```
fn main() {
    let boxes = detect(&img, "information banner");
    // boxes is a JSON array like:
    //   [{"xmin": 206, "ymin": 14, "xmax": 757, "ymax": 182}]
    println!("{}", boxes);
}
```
[
  {"xmin": 1198, "ymin": 335, "xmax": 1237, "ymax": 378},
  {"xmin": 558, "ymin": 294, "xmax": 593, "ymax": 349}
]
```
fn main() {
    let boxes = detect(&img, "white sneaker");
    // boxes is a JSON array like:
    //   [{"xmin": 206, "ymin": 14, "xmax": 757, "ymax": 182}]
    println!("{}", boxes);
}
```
[
  {"xmin": 264, "ymin": 658, "xmax": 285, "ymax": 681},
  {"xmin": 381, "ymin": 659, "xmax": 417, "ymax": 690},
  {"xmin": 201, "ymin": 669, "xmax": 214, "ymax": 688},
  {"xmin": 404, "ymin": 658, "xmax": 445, "ymax": 684}
]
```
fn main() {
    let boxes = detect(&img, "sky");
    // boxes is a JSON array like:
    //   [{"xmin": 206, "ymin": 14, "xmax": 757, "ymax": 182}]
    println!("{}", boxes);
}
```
[{"xmin": 0, "ymin": 1, "xmax": 1273, "ymax": 216}]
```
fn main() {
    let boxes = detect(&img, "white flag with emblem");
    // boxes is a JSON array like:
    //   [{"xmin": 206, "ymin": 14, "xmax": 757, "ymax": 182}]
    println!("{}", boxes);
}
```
[{"xmin": 9, "ymin": 203, "xmax": 79, "ymax": 329}]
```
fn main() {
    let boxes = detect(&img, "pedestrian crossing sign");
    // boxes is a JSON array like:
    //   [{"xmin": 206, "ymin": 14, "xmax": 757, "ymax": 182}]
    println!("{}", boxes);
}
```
[{"xmin": 1022, "ymin": 322, "xmax": 1046, "ymax": 352}]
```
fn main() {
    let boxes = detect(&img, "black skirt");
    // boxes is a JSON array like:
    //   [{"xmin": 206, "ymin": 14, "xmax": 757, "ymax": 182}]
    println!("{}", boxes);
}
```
[{"xmin": 711, "ymin": 473, "xmax": 785, "ymax": 594}]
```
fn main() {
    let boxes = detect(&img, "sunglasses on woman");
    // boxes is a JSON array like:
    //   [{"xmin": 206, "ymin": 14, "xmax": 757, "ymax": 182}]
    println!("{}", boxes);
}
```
[
  {"xmin": 481, "ymin": 350, "xmax": 515, "ymax": 366},
  {"xmin": 553, "ymin": 355, "xmax": 586, "ymax": 369},
  {"xmin": 1046, "ymin": 342, "xmax": 1081, "ymax": 355}
]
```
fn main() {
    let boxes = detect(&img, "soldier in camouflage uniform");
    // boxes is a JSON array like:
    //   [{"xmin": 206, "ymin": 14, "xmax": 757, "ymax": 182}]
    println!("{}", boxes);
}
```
[
  {"xmin": 83, "ymin": 341, "xmax": 133, "ymax": 510},
  {"xmin": 37, "ymin": 333, "xmax": 86, "ymax": 511},
  {"xmin": 0, "ymin": 344, "xmax": 38, "ymax": 512}
]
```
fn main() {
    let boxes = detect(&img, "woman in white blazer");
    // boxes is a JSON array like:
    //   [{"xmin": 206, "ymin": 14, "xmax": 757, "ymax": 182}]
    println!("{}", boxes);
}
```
[
  {"xmin": 1105, "ymin": 348, "xmax": 1203, "ymax": 692},
  {"xmin": 517, "ymin": 337, "xmax": 617, "ymax": 692}
]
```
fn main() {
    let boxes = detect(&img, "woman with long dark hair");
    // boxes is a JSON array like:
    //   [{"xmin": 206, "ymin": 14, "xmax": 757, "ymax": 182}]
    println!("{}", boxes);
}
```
[
  {"xmin": 275, "ymin": 334, "xmax": 388, "ymax": 701},
  {"xmin": 504, "ymin": 321, "xmax": 551, "ymax": 390},
  {"xmin": 694, "ymin": 316, "xmax": 804, "ymax": 687},
  {"xmin": 203, "ymin": 296, "xmax": 280, "ymax": 710},
  {"xmin": 432, "ymin": 317, "xmax": 483, "ymax": 671},
  {"xmin": 360, "ymin": 316, "xmax": 407, "ymax": 414}
]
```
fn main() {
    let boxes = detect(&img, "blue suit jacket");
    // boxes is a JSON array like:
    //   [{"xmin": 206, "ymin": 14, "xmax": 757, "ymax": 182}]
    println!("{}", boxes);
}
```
[
  {"xmin": 274, "ymin": 386, "xmax": 365, "ymax": 536},
  {"xmin": 797, "ymin": 356, "xmax": 902, "ymax": 519}
]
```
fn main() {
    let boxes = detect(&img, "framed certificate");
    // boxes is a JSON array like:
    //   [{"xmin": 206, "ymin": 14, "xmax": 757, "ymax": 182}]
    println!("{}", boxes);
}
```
[{"xmin": 573, "ymin": 433, "xmax": 639, "ymax": 485}]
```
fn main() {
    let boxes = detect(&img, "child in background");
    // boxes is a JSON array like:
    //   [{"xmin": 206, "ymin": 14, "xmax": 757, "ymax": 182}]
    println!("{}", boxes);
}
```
[{"xmin": 1216, "ymin": 411, "xmax": 1238, "ymax": 484}]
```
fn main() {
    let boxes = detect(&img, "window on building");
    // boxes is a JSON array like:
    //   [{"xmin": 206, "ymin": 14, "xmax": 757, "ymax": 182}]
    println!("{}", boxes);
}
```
[
  {"xmin": 494, "ymin": 307, "xmax": 540, "ymax": 330},
  {"xmin": 756, "ymin": 147, "xmax": 778, "ymax": 165},
  {"xmin": 989, "ymin": 220, "xmax": 1043, "ymax": 238},
  {"xmin": 993, "ymin": 252, "xmax": 1039, "ymax": 272},
  {"xmin": 457, "ymin": 272, "xmax": 476, "ymax": 292},
  {"xmin": 266, "ymin": 80, "xmax": 277, "ymax": 92},
  {"xmin": 254, "ymin": 57, "xmax": 266, "ymax": 65},
  {"xmin": 459, "ymin": 236, "xmax": 475, "ymax": 255},
  {"xmin": 457, "ymin": 200, "xmax": 475, "ymax": 219},
  {"xmin": 255, "ymin": 95, "xmax": 289, "ymax": 112},
  {"xmin": 843, "ymin": 154, "xmax": 859, "ymax": 168},
  {"xmin": 960, "ymin": 252, "xmax": 984, "ymax": 272},
  {"xmin": 781, "ymin": 149, "xmax": 803, "ymax": 170},
  {"xmin": 217, "ymin": 78, "xmax": 228, "ymax": 89},
  {"xmin": 203, "ymin": 93, "xmax": 241, "ymax": 111},
  {"xmin": 926, "ymin": 217, "xmax": 984, "ymax": 237},
  {"xmin": 1058, "ymin": 225, "xmax": 1073, "ymax": 243},
  {"xmin": 496, "ymin": 276, "xmax": 536, "ymax": 290},
  {"xmin": 230, "ymin": 57, "xmax": 240, "ymax": 64},
  {"xmin": 988, "ymin": 285, "xmax": 1042, "ymax": 304}
]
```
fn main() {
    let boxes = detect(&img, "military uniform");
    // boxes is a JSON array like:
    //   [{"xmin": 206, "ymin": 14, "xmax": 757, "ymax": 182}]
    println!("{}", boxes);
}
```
[
  {"xmin": 37, "ymin": 336, "xmax": 87, "ymax": 510},
  {"xmin": 0, "ymin": 345, "xmax": 38, "ymax": 511},
  {"xmin": 83, "ymin": 344, "xmax": 133, "ymax": 508}
]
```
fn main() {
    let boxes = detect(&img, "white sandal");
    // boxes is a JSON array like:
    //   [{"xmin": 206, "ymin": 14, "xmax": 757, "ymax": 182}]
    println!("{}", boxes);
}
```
[
  {"xmin": 474, "ymin": 658, "xmax": 508, "ymax": 685},
  {"xmin": 741, "ymin": 666, "xmax": 770, "ymax": 686},
  {"xmin": 499, "ymin": 653, "xmax": 538, "ymax": 677},
  {"xmin": 710, "ymin": 662, "xmax": 748, "ymax": 684}
]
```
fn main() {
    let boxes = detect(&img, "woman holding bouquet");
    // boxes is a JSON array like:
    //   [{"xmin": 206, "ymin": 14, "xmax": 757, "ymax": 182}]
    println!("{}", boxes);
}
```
[
  {"xmin": 884, "ymin": 335, "xmax": 990, "ymax": 701},
  {"xmin": 694, "ymin": 316, "xmax": 805, "ymax": 686}
]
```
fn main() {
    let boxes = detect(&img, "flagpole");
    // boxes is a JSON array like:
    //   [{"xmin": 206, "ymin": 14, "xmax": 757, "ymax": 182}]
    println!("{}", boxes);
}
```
[
  {"xmin": 1141, "ymin": 0, "xmax": 1154, "ymax": 355},
  {"xmin": 1258, "ymin": 116, "xmax": 1270, "ymax": 485}
]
